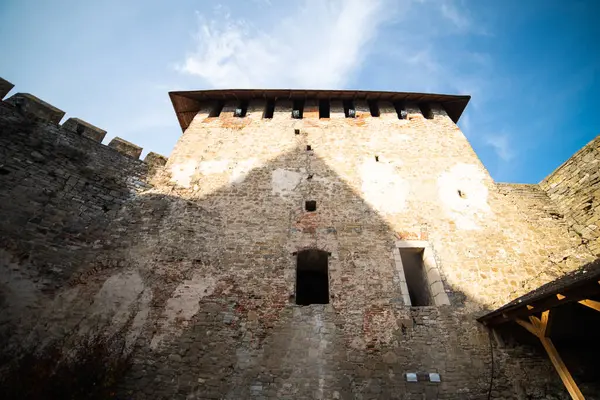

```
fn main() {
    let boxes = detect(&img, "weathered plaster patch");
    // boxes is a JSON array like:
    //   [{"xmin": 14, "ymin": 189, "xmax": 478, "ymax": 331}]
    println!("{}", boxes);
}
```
[
  {"xmin": 88, "ymin": 269, "xmax": 146, "ymax": 330},
  {"xmin": 438, "ymin": 163, "xmax": 491, "ymax": 230},
  {"xmin": 271, "ymin": 168, "xmax": 302, "ymax": 197},
  {"xmin": 360, "ymin": 159, "xmax": 408, "ymax": 214},
  {"xmin": 125, "ymin": 288, "xmax": 152, "ymax": 350},
  {"xmin": 0, "ymin": 251, "xmax": 43, "ymax": 334},
  {"xmin": 198, "ymin": 159, "xmax": 229, "ymax": 175},
  {"xmin": 230, "ymin": 158, "xmax": 258, "ymax": 185},
  {"xmin": 170, "ymin": 160, "xmax": 197, "ymax": 188},
  {"xmin": 150, "ymin": 273, "xmax": 217, "ymax": 349}
]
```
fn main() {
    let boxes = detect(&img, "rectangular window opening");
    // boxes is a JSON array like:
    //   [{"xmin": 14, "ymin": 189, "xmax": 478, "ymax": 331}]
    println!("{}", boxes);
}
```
[
  {"xmin": 400, "ymin": 248, "xmax": 432, "ymax": 306},
  {"xmin": 296, "ymin": 249, "xmax": 329, "ymax": 305},
  {"xmin": 305, "ymin": 200, "xmax": 316, "ymax": 211},
  {"xmin": 419, "ymin": 103, "xmax": 433, "ymax": 119},
  {"xmin": 394, "ymin": 102, "xmax": 407, "ymax": 120},
  {"xmin": 343, "ymin": 100, "xmax": 355, "ymax": 118},
  {"xmin": 209, "ymin": 101, "xmax": 224, "ymax": 117},
  {"xmin": 263, "ymin": 99, "xmax": 275, "ymax": 119},
  {"xmin": 368, "ymin": 100, "xmax": 380, "ymax": 117},
  {"xmin": 319, "ymin": 99, "xmax": 330, "ymax": 119},
  {"xmin": 292, "ymin": 99, "xmax": 304, "ymax": 119}
]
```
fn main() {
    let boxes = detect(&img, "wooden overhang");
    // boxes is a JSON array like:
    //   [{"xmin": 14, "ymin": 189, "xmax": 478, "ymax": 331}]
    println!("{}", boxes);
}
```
[
  {"xmin": 478, "ymin": 258, "xmax": 600, "ymax": 400},
  {"xmin": 477, "ymin": 258, "xmax": 600, "ymax": 327},
  {"xmin": 168, "ymin": 89, "xmax": 471, "ymax": 132}
]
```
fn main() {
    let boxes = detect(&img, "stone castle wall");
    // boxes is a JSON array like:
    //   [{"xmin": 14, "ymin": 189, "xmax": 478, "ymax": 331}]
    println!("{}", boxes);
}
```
[
  {"xmin": 0, "ymin": 78, "xmax": 598, "ymax": 399},
  {"xmin": 540, "ymin": 135, "xmax": 600, "ymax": 256},
  {"xmin": 0, "ymin": 83, "xmax": 167, "ymax": 350}
]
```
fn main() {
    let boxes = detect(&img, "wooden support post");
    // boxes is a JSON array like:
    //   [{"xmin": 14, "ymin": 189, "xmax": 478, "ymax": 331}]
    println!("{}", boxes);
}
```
[
  {"xmin": 515, "ymin": 310, "xmax": 585, "ymax": 400},
  {"xmin": 578, "ymin": 299, "xmax": 600, "ymax": 312},
  {"xmin": 538, "ymin": 337, "xmax": 584, "ymax": 400}
]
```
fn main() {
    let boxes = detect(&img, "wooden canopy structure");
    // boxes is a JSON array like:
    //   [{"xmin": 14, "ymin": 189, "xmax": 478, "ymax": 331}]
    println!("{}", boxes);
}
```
[
  {"xmin": 478, "ymin": 258, "xmax": 600, "ymax": 399},
  {"xmin": 168, "ymin": 89, "xmax": 471, "ymax": 131}
]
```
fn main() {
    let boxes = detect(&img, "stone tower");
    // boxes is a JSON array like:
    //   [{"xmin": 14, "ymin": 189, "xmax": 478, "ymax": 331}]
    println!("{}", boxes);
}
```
[{"xmin": 1, "ymin": 79, "xmax": 599, "ymax": 399}]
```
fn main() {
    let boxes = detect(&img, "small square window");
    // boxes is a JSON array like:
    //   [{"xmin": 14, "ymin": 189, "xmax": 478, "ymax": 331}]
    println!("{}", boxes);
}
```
[{"xmin": 305, "ymin": 200, "xmax": 316, "ymax": 212}]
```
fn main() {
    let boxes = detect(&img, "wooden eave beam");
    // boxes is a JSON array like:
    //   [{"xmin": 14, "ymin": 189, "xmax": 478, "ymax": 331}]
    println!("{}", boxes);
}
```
[
  {"xmin": 482, "ymin": 279, "xmax": 600, "ymax": 326},
  {"xmin": 578, "ymin": 299, "xmax": 600, "ymax": 312}
]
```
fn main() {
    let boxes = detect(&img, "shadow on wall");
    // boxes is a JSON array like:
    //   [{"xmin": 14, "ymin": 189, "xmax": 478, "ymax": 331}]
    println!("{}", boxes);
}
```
[{"xmin": 1, "ymin": 131, "xmax": 599, "ymax": 400}]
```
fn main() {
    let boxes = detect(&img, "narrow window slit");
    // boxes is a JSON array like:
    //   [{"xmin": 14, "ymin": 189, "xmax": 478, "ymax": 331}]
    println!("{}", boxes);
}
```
[
  {"xmin": 263, "ymin": 99, "xmax": 275, "ymax": 119},
  {"xmin": 368, "ymin": 100, "xmax": 380, "ymax": 117},
  {"xmin": 319, "ymin": 100, "xmax": 330, "ymax": 119},
  {"xmin": 292, "ymin": 99, "xmax": 304, "ymax": 119},
  {"xmin": 395, "ymin": 102, "xmax": 407, "ymax": 120},
  {"xmin": 375, "ymin": 155, "xmax": 379, "ymax": 162},
  {"xmin": 419, "ymin": 103, "xmax": 433, "ymax": 119},
  {"xmin": 296, "ymin": 249, "xmax": 329, "ymax": 305},
  {"xmin": 343, "ymin": 100, "xmax": 356, "ymax": 118},
  {"xmin": 209, "ymin": 101, "xmax": 224, "ymax": 117},
  {"xmin": 234, "ymin": 100, "xmax": 248, "ymax": 118}
]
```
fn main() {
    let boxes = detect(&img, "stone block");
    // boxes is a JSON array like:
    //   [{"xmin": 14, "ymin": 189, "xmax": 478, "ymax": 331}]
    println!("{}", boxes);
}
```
[
  {"xmin": 144, "ymin": 152, "xmax": 168, "ymax": 172},
  {"xmin": 108, "ymin": 137, "xmax": 143, "ymax": 159},
  {"xmin": 5, "ymin": 93, "xmax": 65, "ymax": 124},
  {"xmin": 62, "ymin": 117, "xmax": 107, "ymax": 142}
]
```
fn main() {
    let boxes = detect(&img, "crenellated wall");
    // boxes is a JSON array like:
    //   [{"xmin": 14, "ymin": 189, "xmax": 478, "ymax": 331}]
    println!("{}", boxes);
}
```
[{"xmin": 0, "ymin": 78, "xmax": 167, "ymax": 351}]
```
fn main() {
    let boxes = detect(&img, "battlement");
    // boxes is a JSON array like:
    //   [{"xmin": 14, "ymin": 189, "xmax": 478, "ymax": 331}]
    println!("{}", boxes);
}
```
[
  {"xmin": 0, "ymin": 77, "xmax": 167, "ymax": 164},
  {"xmin": 62, "ymin": 117, "xmax": 107, "ymax": 142},
  {"xmin": 5, "ymin": 93, "xmax": 65, "ymax": 124},
  {"xmin": 169, "ymin": 89, "xmax": 470, "ymax": 131}
]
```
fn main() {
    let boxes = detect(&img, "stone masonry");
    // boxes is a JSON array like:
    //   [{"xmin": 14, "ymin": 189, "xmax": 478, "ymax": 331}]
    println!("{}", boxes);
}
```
[{"xmin": 0, "ymin": 79, "xmax": 598, "ymax": 399}]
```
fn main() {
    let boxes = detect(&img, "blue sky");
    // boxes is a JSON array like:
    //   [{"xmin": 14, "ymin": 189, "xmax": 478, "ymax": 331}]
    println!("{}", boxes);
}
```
[{"xmin": 0, "ymin": 0, "xmax": 598, "ymax": 183}]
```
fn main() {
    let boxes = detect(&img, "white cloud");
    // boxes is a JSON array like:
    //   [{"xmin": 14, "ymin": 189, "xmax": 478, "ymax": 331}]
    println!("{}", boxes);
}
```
[
  {"xmin": 484, "ymin": 134, "xmax": 515, "ymax": 161},
  {"xmin": 178, "ymin": 0, "xmax": 387, "ymax": 88},
  {"xmin": 439, "ymin": 1, "xmax": 471, "ymax": 30}
]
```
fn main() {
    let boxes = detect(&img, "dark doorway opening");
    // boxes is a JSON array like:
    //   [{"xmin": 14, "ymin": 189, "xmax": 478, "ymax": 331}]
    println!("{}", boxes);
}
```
[{"xmin": 296, "ymin": 249, "xmax": 329, "ymax": 305}]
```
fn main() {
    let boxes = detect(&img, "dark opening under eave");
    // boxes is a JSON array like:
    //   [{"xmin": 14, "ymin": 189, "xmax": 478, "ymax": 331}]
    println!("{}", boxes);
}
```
[{"xmin": 168, "ymin": 89, "xmax": 471, "ymax": 131}]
